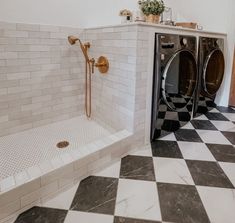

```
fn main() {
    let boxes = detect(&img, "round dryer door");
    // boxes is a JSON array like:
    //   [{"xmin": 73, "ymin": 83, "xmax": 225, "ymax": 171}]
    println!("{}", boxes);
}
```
[
  {"xmin": 202, "ymin": 49, "xmax": 225, "ymax": 96},
  {"xmin": 162, "ymin": 50, "xmax": 197, "ymax": 111}
]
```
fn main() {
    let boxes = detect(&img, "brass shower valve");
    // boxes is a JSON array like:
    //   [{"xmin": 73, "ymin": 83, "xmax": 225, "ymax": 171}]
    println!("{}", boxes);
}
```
[{"xmin": 90, "ymin": 56, "xmax": 109, "ymax": 74}]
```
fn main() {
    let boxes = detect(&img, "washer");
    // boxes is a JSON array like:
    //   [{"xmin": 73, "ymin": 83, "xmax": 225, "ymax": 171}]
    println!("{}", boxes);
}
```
[
  {"xmin": 194, "ymin": 37, "xmax": 225, "ymax": 116},
  {"xmin": 151, "ymin": 33, "xmax": 198, "ymax": 141}
]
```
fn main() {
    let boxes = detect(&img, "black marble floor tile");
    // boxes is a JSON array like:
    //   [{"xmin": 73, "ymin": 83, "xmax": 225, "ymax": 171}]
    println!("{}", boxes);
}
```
[
  {"xmin": 120, "ymin": 155, "xmax": 155, "ymax": 181},
  {"xmin": 186, "ymin": 160, "xmax": 234, "ymax": 188},
  {"xmin": 178, "ymin": 112, "xmax": 191, "ymax": 122},
  {"xmin": 216, "ymin": 106, "xmax": 235, "ymax": 113},
  {"xmin": 190, "ymin": 120, "xmax": 217, "ymax": 130},
  {"xmin": 221, "ymin": 131, "xmax": 235, "ymax": 145},
  {"xmin": 151, "ymin": 140, "xmax": 183, "ymax": 158},
  {"xmin": 157, "ymin": 183, "xmax": 210, "ymax": 223},
  {"xmin": 206, "ymin": 144, "xmax": 235, "ymax": 163},
  {"xmin": 14, "ymin": 207, "xmax": 67, "ymax": 223},
  {"xmin": 174, "ymin": 129, "xmax": 203, "ymax": 142},
  {"xmin": 205, "ymin": 112, "xmax": 229, "ymax": 121},
  {"xmin": 70, "ymin": 176, "xmax": 118, "ymax": 215},
  {"xmin": 114, "ymin": 216, "xmax": 160, "ymax": 223},
  {"xmin": 161, "ymin": 119, "xmax": 181, "ymax": 132}
]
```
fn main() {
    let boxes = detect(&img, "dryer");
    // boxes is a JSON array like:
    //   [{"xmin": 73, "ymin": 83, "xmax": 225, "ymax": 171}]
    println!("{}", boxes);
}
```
[
  {"xmin": 194, "ymin": 37, "xmax": 225, "ymax": 116},
  {"xmin": 151, "ymin": 33, "xmax": 198, "ymax": 141}
]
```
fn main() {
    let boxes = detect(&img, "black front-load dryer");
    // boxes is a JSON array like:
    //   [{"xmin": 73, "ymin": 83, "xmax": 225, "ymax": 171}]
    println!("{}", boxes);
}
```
[
  {"xmin": 194, "ymin": 37, "xmax": 225, "ymax": 117},
  {"xmin": 151, "ymin": 33, "xmax": 198, "ymax": 141}
]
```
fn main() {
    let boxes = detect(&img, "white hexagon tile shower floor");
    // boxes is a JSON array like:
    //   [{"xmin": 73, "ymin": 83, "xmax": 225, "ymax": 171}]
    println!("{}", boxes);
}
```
[{"xmin": 0, "ymin": 116, "xmax": 114, "ymax": 180}]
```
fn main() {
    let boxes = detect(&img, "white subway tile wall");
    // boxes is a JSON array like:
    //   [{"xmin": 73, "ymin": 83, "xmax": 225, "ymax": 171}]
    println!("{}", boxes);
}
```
[
  {"xmin": 0, "ymin": 22, "xmax": 85, "ymax": 137},
  {"xmin": 85, "ymin": 25, "xmax": 150, "ymax": 144},
  {"xmin": 85, "ymin": 26, "xmax": 137, "ymax": 133}
]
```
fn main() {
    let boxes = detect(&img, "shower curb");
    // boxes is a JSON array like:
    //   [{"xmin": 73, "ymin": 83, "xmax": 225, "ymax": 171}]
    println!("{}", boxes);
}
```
[{"xmin": 0, "ymin": 129, "xmax": 138, "ymax": 223}]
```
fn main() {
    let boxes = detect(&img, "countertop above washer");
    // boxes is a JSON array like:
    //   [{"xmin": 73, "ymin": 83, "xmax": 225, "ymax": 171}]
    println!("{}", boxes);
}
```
[{"xmin": 85, "ymin": 22, "xmax": 227, "ymax": 37}]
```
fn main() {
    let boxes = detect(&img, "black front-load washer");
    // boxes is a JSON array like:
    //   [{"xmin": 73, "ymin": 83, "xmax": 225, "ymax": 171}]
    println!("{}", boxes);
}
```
[
  {"xmin": 194, "ymin": 37, "xmax": 225, "ymax": 116},
  {"xmin": 151, "ymin": 33, "xmax": 198, "ymax": 141}
]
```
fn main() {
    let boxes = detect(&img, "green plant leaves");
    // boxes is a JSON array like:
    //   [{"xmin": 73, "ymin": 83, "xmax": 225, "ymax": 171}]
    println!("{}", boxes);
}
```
[{"xmin": 139, "ymin": 0, "xmax": 165, "ymax": 16}]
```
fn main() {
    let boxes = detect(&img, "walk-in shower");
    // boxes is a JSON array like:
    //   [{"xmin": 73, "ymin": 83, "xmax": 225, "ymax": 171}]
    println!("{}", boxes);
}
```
[{"xmin": 68, "ymin": 35, "xmax": 109, "ymax": 118}]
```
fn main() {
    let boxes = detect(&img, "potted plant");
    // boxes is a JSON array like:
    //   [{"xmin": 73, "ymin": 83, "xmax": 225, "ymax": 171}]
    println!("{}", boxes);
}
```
[
  {"xmin": 138, "ymin": 0, "xmax": 165, "ymax": 23},
  {"xmin": 119, "ymin": 9, "xmax": 133, "ymax": 23}
]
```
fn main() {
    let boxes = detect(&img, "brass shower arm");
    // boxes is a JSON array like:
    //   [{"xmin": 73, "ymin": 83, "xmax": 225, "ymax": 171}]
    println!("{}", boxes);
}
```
[{"xmin": 68, "ymin": 36, "xmax": 90, "ymax": 62}]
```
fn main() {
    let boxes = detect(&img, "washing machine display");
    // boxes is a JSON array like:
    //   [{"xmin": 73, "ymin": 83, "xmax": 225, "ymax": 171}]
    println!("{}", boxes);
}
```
[
  {"xmin": 194, "ymin": 37, "xmax": 225, "ymax": 116},
  {"xmin": 151, "ymin": 34, "xmax": 198, "ymax": 141}
]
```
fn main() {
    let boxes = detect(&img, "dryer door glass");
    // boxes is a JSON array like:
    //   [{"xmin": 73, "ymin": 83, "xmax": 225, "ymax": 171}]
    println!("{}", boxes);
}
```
[
  {"xmin": 203, "ymin": 49, "xmax": 225, "ymax": 96},
  {"xmin": 162, "ymin": 50, "xmax": 197, "ymax": 111}
]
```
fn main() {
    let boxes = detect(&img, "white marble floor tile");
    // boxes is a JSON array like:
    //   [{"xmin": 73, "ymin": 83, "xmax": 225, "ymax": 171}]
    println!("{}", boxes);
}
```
[
  {"xmin": 219, "ymin": 162, "xmax": 235, "ymax": 186},
  {"xmin": 159, "ymin": 133, "xmax": 176, "ymax": 141},
  {"xmin": 194, "ymin": 115, "xmax": 209, "ymax": 120},
  {"xmin": 153, "ymin": 157, "xmax": 194, "ymax": 185},
  {"xmin": 42, "ymin": 183, "xmax": 79, "ymax": 210},
  {"xmin": 115, "ymin": 179, "xmax": 162, "ymax": 221},
  {"xmin": 196, "ymin": 130, "xmax": 232, "ymax": 145},
  {"xmin": 95, "ymin": 161, "xmax": 121, "ymax": 178},
  {"xmin": 64, "ymin": 211, "xmax": 114, "ymax": 223},
  {"xmin": 210, "ymin": 121, "xmax": 235, "ymax": 132},
  {"xmin": 222, "ymin": 113, "xmax": 235, "ymax": 121},
  {"xmin": 197, "ymin": 186, "xmax": 235, "ymax": 223},
  {"xmin": 129, "ymin": 145, "xmax": 152, "ymax": 157},
  {"xmin": 210, "ymin": 108, "xmax": 220, "ymax": 113},
  {"xmin": 178, "ymin": 141, "xmax": 216, "ymax": 161},
  {"xmin": 181, "ymin": 122, "xmax": 195, "ymax": 130}
]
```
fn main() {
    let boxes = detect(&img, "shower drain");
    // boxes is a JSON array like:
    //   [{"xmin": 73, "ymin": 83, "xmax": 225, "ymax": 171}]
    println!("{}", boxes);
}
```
[{"xmin": 56, "ymin": 141, "xmax": 69, "ymax": 149}]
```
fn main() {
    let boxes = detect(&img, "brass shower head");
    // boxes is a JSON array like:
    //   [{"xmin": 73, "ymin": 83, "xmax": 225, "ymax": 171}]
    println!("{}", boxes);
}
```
[
  {"xmin": 68, "ymin": 35, "xmax": 79, "ymax": 45},
  {"xmin": 68, "ymin": 35, "xmax": 90, "ymax": 62}
]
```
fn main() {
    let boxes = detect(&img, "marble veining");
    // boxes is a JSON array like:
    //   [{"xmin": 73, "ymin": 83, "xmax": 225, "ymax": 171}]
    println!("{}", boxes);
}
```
[{"xmin": 70, "ymin": 176, "xmax": 118, "ymax": 215}]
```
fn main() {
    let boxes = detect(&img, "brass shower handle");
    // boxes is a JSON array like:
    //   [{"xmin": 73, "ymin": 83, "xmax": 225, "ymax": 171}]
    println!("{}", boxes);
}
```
[{"xmin": 95, "ymin": 61, "xmax": 106, "ymax": 67}]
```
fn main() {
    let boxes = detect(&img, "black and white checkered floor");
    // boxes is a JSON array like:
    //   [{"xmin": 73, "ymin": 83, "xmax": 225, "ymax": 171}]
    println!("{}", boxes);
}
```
[{"xmin": 15, "ymin": 107, "xmax": 235, "ymax": 223}]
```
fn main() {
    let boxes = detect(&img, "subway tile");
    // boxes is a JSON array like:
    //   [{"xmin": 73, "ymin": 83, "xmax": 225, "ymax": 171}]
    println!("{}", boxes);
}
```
[
  {"xmin": 14, "ymin": 171, "xmax": 29, "ymax": 186},
  {"xmin": 29, "ymin": 31, "xmax": 50, "ymax": 39},
  {"xmin": 4, "ymin": 30, "xmax": 29, "ymax": 38},
  {"xmin": 0, "ymin": 199, "xmax": 21, "ymax": 220},
  {"xmin": 40, "ymin": 24, "xmax": 60, "ymax": 32},
  {"xmin": 17, "ymin": 23, "xmax": 40, "ymax": 31},
  {"xmin": 6, "ymin": 59, "xmax": 30, "ymax": 66},
  {"xmin": 0, "ymin": 21, "xmax": 17, "ymax": 30},
  {"xmin": 0, "ymin": 52, "xmax": 18, "ymax": 59},
  {"xmin": 8, "ymin": 85, "xmax": 31, "ymax": 94},
  {"xmin": 0, "ymin": 179, "xmax": 41, "ymax": 207},
  {"xmin": 29, "ymin": 45, "xmax": 50, "ymax": 52},
  {"xmin": 0, "ymin": 176, "xmax": 15, "ymax": 192},
  {"xmin": 7, "ymin": 72, "xmax": 30, "ymax": 80}
]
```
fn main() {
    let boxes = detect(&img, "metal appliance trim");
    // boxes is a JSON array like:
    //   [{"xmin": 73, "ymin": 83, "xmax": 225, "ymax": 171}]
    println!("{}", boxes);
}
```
[
  {"xmin": 202, "ymin": 48, "xmax": 225, "ymax": 96},
  {"xmin": 161, "ymin": 49, "xmax": 197, "ymax": 111}
]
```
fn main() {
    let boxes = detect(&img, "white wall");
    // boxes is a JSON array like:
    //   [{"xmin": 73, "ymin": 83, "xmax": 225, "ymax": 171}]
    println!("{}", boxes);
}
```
[
  {"xmin": 0, "ymin": 0, "xmax": 234, "ymax": 106},
  {"xmin": 0, "ymin": 0, "xmax": 138, "ymax": 28}
]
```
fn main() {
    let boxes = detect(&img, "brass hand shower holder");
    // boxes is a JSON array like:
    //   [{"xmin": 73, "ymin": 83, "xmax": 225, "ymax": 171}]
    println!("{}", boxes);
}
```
[{"xmin": 68, "ymin": 36, "xmax": 109, "ymax": 118}]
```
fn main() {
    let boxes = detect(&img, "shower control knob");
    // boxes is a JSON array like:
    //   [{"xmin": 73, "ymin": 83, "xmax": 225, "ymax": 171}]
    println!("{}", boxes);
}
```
[{"xmin": 181, "ymin": 38, "xmax": 188, "ymax": 46}]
